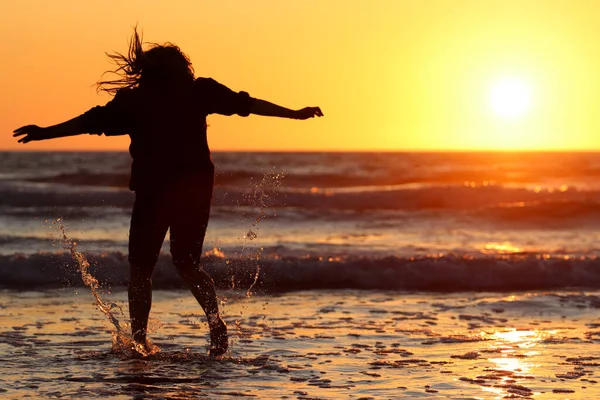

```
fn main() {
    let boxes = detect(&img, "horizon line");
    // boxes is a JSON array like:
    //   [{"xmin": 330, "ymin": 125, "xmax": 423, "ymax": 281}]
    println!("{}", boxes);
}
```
[{"xmin": 2, "ymin": 148, "xmax": 600, "ymax": 153}]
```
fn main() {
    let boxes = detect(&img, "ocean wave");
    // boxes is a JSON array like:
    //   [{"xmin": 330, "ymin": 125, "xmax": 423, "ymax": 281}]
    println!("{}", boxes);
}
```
[
  {"xmin": 1, "ymin": 252, "xmax": 599, "ymax": 292},
  {"xmin": 2, "ymin": 180, "xmax": 598, "ymax": 211},
  {"xmin": 18, "ymin": 166, "xmax": 600, "ymax": 191},
  {"xmin": 24, "ymin": 171, "xmax": 262, "ymax": 188},
  {"xmin": 27, "ymin": 172, "xmax": 131, "ymax": 188},
  {"xmin": 6, "ymin": 151, "xmax": 600, "ymax": 192},
  {"xmin": 476, "ymin": 199, "xmax": 600, "ymax": 225}
]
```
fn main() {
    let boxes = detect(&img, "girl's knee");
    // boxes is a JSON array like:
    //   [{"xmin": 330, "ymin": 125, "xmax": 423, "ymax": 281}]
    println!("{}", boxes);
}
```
[{"xmin": 129, "ymin": 263, "xmax": 155, "ymax": 282}]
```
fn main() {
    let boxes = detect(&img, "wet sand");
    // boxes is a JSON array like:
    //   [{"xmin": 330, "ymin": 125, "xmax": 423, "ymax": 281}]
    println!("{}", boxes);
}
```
[{"xmin": 1, "ymin": 289, "xmax": 599, "ymax": 399}]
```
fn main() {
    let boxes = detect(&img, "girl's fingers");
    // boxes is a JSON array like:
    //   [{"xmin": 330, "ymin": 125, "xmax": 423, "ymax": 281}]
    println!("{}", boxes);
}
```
[
  {"xmin": 13, "ymin": 126, "xmax": 29, "ymax": 133},
  {"xmin": 13, "ymin": 125, "xmax": 37, "ymax": 134},
  {"xmin": 312, "ymin": 107, "xmax": 323, "ymax": 117}
]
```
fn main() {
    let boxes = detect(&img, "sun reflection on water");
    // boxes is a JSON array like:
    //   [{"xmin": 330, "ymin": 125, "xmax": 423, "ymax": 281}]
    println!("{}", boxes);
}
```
[
  {"xmin": 492, "ymin": 329, "xmax": 543, "ymax": 347},
  {"xmin": 475, "ymin": 329, "xmax": 554, "ymax": 398},
  {"xmin": 482, "ymin": 242, "xmax": 523, "ymax": 254}
]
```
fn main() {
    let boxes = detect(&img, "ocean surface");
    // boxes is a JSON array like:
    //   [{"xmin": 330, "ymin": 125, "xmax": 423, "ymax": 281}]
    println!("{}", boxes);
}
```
[
  {"xmin": 1, "ymin": 151, "xmax": 600, "ymax": 292},
  {"xmin": 2, "ymin": 151, "xmax": 600, "ymax": 399}
]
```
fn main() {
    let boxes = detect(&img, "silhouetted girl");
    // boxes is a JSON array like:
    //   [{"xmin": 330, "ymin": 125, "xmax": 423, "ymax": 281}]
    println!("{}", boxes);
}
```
[{"xmin": 13, "ymin": 29, "xmax": 323, "ymax": 357}]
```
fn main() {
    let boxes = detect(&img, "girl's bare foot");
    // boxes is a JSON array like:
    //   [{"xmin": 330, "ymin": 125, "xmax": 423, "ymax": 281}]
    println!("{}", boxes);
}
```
[{"xmin": 209, "ymin": 317, "xmax": 228, "ymax": 357}]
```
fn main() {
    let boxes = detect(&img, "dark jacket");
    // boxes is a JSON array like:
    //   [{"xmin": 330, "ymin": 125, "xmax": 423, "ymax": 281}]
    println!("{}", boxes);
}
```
[{"xmin": 81, "ymin": 78, "xmax": 254, "ymax": 191}]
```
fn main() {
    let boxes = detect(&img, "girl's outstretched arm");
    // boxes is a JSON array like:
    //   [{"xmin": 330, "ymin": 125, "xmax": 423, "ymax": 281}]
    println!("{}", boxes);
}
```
[
  {"xmin": 13, "ymin": 116, "xmax": 88, "ymax": 143},
  {"xmin": 15, "ymin": 88, "xmax": 132, "ymax": 143},
  {"xmin": 250, "ymin": 99, "xmax": 323, "ymax": 120}
]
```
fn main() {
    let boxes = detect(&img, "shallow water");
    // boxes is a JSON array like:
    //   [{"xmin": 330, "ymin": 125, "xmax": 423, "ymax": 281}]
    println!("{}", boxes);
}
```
[{"xmin": 1, "ymin": 289, "xmax": 599, "ymax": 399}]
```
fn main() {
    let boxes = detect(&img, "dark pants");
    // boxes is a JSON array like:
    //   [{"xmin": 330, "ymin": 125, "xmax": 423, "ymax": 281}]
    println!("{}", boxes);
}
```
[
  {"xmin": 128, "ymin": 175, "xmax": 213, "ymax": 268},
  {"xmin": 127, "ymin": 174, "xmax": 221, "ymax": 344}
]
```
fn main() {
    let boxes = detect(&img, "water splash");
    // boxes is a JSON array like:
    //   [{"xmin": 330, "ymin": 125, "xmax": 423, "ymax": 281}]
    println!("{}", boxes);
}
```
[
  {"xmin": 240, "ymin": 170, "xmax": 285, "ymax": 297},
  {"xmin": 246, "ymin": 265, "xmax": 260, "ymax": 297},
  {"xmin": 224, "ymin": 170, "xmax": 284, "ymax": 345},
  {"xmin": 57, "ymin": 218, "xmax": 157, "ymax": 357}
]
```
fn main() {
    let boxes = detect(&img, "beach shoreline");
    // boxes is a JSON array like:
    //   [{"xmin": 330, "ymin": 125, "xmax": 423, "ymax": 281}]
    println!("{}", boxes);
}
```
[{"xmin": 1, "ymin": 288, "xmax": 599, "ymax": 398}]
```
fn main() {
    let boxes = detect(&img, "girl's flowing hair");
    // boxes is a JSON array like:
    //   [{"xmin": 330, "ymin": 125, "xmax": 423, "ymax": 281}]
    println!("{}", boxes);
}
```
[{"xmin": 97, "ymin": 27, "xmax": 195, "ymax": 95}]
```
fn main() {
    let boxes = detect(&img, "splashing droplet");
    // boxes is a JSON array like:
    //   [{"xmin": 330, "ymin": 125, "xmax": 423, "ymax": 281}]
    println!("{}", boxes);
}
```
[{"xmin": 58, "ymin": 221, "xmax": 158, "ymax": 357}]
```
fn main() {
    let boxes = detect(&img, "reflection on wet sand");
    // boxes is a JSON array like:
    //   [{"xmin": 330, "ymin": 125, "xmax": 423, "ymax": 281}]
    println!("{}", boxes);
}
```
[{"xmin": 1, "ymin": 289, "xmax": 599, "ymax": 398}]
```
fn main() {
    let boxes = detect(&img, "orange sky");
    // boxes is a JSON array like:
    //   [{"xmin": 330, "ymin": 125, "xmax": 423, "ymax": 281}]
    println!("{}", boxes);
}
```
[{"xmin": 3, "ymin": 1, "xmax": 600, "ymax": 151}]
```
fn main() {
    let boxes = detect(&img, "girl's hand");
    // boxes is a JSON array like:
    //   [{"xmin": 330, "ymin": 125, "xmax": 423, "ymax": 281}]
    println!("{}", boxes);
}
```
[
  {"xmin": 13, "ymin": 125, "xmax": 47, "ymax": 143},
  {"xmin": 293, "ymin": 107, "xmax": 324, "ymax": 120}
]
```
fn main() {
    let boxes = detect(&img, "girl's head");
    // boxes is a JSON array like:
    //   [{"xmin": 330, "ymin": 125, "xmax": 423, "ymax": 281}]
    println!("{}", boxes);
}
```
[{"xmin": 98, "ymin": 28, "xmax": 195, "ymax": 94}]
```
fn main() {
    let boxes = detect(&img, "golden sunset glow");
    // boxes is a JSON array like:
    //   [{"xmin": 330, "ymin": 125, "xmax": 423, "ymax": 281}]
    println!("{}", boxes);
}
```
[{"xmin": 3, "ymin": 1, "xmax": 600, "ymax": 151}]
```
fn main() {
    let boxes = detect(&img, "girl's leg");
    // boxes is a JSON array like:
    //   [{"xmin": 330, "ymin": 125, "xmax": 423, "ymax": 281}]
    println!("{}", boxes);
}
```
[
  {"xmin": 128, "ymin": 190, "xmax": 169, "ymax": 345},
  {"xmin": 175, "ymin": 263, "xmax": 221, "ymax": 319},
  {"xmin": 170, "ymin": 176, "xmax": 227, "ymax": 356},
  {"xmin": 173, "ymin": 260, "xmax": 228, "ymax": 355},
  {"xmin": 128, "ymin": 263, "xmax": 154, "ymax": 344}
]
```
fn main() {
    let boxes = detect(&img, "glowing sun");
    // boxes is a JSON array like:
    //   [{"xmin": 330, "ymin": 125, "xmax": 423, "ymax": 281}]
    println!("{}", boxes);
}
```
[{"xmin": 489, "ymin": 77, "xmax": 532, "ymax": 119}]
